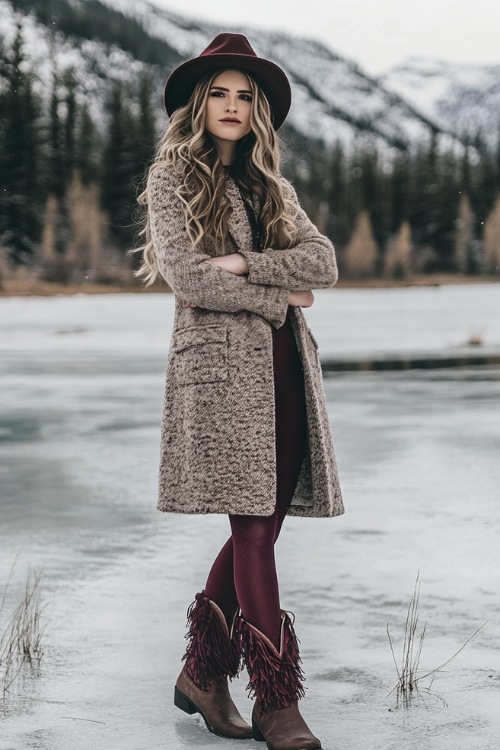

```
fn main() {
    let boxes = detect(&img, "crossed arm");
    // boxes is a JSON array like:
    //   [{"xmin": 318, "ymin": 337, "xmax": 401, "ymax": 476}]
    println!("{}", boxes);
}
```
[
  {"xmin": 236, "ymin": 179, "xmax": 339, "ymax": 291},
  {"xmin": 202, "ymin": 179, "xmax": 338, "ymax": 291},
  {"xmin": 196, "ymin": 254, "xmax": 313, "ymax": 310},
  {"xmin": 148, "ymin": 167, "xmax": 337, "ymax": 324}
]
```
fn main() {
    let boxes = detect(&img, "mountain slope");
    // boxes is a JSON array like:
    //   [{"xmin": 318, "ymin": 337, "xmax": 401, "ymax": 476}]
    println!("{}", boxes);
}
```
[
  {"xmin": 1, "ymin": 0, "xmax": 472, "ymax": 156},
  {"xmin": 378, "ymin": 56, "xmax": 500, "ymax": 151}
]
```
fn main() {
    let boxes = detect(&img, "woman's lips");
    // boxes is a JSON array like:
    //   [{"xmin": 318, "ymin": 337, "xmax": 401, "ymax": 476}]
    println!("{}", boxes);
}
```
[{"xmin": 219, "ymin": 119, "xmax": 241, "ymax": 124}]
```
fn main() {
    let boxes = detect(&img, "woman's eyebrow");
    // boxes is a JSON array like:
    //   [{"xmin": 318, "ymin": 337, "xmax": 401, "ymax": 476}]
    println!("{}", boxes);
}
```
[{"xmin": 210, "ymin": 85, "xmax": 252, "ymax": 94}]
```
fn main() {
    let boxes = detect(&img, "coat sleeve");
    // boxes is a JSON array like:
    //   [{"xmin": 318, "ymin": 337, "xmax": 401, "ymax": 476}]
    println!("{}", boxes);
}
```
[
  {"xmin": 148, "ymin": 166, "xmax": 290, "ymax": 329},
  {"xmin": 239, "ymin": 179, "xmax": 339, "ymax": 290}
]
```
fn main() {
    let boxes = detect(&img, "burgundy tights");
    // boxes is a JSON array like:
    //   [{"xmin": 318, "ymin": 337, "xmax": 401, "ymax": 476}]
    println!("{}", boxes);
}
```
[{"xmin": 204, "ymin": 315, "xmax": 307, "ymax": 649}]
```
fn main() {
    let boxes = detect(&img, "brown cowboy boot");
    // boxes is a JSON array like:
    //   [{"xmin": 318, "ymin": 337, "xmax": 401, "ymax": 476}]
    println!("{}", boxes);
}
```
[
  {"xmin": 235, "ymin": 611, "xmax": 322, "ymax": 750},
  {"xmin": 174, "ymin": 591, "xmax": 252, "ymax": 739}
]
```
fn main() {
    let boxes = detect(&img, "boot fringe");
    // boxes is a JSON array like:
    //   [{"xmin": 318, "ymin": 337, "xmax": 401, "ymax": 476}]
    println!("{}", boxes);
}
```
[
  {"xmin": 182, "ymin": 591, "xmax": 240, "ymax": 691},
  {"xmin": 235, "ymin": 611, "xmax": 306, "ymax": 711}
]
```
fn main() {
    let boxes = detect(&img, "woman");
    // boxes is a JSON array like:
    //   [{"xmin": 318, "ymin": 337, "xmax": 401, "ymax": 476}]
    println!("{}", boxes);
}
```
[{"xmin": 135, "ymin": 33, "xmax": 344, "ymax": 750}]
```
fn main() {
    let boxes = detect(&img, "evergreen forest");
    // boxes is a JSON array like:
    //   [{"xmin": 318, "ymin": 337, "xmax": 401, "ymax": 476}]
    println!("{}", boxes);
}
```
[{"xmin": 1, "ymin": 22, "xmax": 500, "ymax": 290}]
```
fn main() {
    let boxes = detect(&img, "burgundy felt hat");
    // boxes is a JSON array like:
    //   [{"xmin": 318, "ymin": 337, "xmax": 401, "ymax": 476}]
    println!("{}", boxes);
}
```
[{"xmin": 164, "ymin": 33, "xmax": 292, "ymax": 131}]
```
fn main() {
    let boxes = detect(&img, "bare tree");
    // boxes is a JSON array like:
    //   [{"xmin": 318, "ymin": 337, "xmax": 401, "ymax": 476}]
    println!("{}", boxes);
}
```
[
  {"xmin": 384, "ymin": 220, "xmax": 412, "ymax": 279},
  {"xmin": 454, "ymin": 194, "xmax": 475, "ymax": 273},
  {"xmin": 343, "ymin": 210, "xmax": 378, "ymax": 279},
  {"xmin": 483, "ymin": 196, "xmax": 500, "ymax": 274}
]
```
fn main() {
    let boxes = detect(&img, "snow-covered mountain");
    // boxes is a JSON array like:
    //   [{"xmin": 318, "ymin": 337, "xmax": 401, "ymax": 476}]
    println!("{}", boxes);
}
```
[
  {"xmin": 1, "ymin": 0, "xmax": 492, "ymax": 157},
  {"xmin": 377, "ymin": 56, "xmax": 500, "ymax": 151}
]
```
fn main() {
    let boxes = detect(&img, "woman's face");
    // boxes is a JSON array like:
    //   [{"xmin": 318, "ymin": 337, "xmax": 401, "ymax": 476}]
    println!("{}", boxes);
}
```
[{"xmin": 205, "ymin": 69, "xmax": 253, "ymax": 164}]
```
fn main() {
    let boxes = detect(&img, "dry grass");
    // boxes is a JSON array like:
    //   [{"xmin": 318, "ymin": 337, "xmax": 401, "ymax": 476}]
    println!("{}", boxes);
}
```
[
  {"xmin": 466, "ymin": 330, "xmax": 484, "ymax": 347},
  {"xmin": 0, "ymin": 557, "xmax": 47, "ymax": 699},
  {"xmin": 387, "ymin": 573, "xmax": 486, "ymax": 708}
]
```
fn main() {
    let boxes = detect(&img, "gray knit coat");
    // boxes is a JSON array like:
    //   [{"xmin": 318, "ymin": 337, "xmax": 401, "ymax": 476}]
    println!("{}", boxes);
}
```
[{"xmin": 148, "ymin": 165, "xmax": 344, "ymax": 518}]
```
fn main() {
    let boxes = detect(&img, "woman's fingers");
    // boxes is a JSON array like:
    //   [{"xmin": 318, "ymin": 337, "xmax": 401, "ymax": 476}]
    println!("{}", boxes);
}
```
[{"xmin": 288, "ymin": 290, "xmax": 314, "ymax": 307}]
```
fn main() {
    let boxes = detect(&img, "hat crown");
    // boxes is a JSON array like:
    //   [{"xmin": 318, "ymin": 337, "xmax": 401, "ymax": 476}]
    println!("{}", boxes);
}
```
[{"xmin": 199, "ymin": 33, "xmax": 257, "ymax": 59}]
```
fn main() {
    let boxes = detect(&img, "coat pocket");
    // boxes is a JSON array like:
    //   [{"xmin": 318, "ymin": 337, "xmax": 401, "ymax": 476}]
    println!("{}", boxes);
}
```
[{"xmin": 171, "ymin": 325, "xmax": 228, "ymax": 385}]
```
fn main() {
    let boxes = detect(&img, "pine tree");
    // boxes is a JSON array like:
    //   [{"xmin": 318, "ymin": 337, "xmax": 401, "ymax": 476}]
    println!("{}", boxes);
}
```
[
  {"xmin": 63, "ymin": 67, "xmax": 78, "ymax": 183},
  {"xmin": 0, "ymin": 23, "xmax": 42, "ymax": 265},
  {"xmin": 361, "ymin": 146, "xmax": 391, "ymax": 272},
  {"xmin": 326, "ymin": 140, "xmax": 349, "ymax": 246},
  {"xmin": 461, "ymin": 143, "xmax": 472, "ymax": 195},
  {"xmin": 345, "ymin": 143, "xmax": 364, "ymax": 229},
  {"xmin": 76, "ymin": 105, "xmax": 100, "ymax": 184},
  {"xmin": 43, "ymin": 70, "xmax": 69, "ymax": 256},
  {"xmin": 136, "ymin": 71, "xmax": 157, "ymax": 176},
  {"xmin": 47, "ymin": 70, "xmax": 65, "ymax": 199},
  {"xmin": 409, "ymin": 132, "xmax": 440, "ymax": 270},
  {"xmin": 433, "ymin": 148, "xmax": 461, "ymax": 270},
  {"xmin": 0, "ymin": 39, "xmax": 8, "ymax": 247},
  {"xmin": 472, "ymin": 143, "xmax": 497, "ymax": 241},
  {"xmin": 101, "ymin": 82, "xmax": 140, "ymax": 246},
  {"xmin": 390, "ymin": 151, "xmax": 412, "ymax": 233}
]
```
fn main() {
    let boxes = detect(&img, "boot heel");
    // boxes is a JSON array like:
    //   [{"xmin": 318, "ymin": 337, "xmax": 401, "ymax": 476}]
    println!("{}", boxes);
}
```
[
  {"xmin": 252, "ymin": 720, "xmax": 265, "ymax": 741},
  {"xmin": 174, "ymin": 686, "xmax": 198, "ymax": 715}
]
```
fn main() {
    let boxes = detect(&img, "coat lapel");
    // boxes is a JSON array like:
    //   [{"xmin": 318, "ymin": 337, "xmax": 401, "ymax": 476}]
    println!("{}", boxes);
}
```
[{"xmin": 226, "ymin": 177, "xmax": 253, "ymax": 252}]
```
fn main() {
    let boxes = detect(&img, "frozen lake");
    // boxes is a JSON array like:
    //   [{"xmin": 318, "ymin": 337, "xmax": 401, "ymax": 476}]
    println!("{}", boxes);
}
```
[{"xmin": 0, "ymin": 286, "xmax": 499, "ymax": 750}]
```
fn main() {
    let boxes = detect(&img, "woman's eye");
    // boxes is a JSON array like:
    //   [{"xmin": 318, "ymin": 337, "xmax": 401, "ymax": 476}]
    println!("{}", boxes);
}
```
[
  {"xmin": 210, "ymin": 91, "xmax": 224, "ymax": 97},
  {"xmin": 240, "ymin": 94, "xmax": 252, "ymax": 101}
]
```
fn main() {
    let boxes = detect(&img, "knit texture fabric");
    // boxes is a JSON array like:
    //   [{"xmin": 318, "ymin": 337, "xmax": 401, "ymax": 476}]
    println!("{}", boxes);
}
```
[{"xmin": 147, "ymin": 165, "xmax": 344, "ymax": 518}]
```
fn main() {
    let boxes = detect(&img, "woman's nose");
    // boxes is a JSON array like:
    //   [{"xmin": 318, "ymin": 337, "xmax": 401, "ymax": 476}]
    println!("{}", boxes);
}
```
[{"xmin": 225, "ymin": 99, "xmax": 237, "ymax": 112}]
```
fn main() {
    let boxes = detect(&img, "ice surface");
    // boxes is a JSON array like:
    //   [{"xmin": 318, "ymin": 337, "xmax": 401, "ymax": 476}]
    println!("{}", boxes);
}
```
[
  {"xmin": 304, "ymin": 283, "xmax": 500, "ymax": 360},
  {"xmin": 1, "ymin": 283, "xmax": 498, "ymax": 358},
  {"xmin": 0, "ymin": 287, "xmax": 499, "ymax": 749}
]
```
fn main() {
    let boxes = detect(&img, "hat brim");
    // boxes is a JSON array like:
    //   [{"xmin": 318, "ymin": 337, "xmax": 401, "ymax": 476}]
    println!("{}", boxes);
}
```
[{"xmin": 164, "ymin": 53, "xmax": 291, "ymax": 131}]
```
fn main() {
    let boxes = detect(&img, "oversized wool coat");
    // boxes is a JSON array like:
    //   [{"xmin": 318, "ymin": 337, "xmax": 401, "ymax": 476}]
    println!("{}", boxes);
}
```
[{"xmin": 148, "ymin": 164, "xmax": 344, "ymax": 518}]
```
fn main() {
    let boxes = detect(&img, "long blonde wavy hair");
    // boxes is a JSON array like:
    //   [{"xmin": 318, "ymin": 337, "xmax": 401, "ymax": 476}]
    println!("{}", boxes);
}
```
[{"xmin": 132, "ymin": 68, "xmax": 298, "ymax": 285}]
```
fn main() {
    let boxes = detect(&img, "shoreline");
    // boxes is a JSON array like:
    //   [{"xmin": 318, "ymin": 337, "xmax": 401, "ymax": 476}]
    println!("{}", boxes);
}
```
[{"xmin": 0, "ymin": 273, "xmax": 499, "ymax": 298}]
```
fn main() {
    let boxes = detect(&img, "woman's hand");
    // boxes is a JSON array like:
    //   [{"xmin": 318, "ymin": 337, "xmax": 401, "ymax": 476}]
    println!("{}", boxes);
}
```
[
  {"xmin": 288, "ymin": 290, "xmax": 314, "ymax": 308},
  {"xmin": 183, "ymin": 254, "xmax": 249, "ymax": 308},
  {"xmin": 205, "ymin": 253, "xmax": 249, "ymax": 275}
]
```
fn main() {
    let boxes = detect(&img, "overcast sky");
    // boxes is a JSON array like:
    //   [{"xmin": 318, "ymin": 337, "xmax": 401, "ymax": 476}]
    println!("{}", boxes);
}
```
[{"xmin": 150, "ymin": 0, "xmax": 500, "ymax": 75}]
